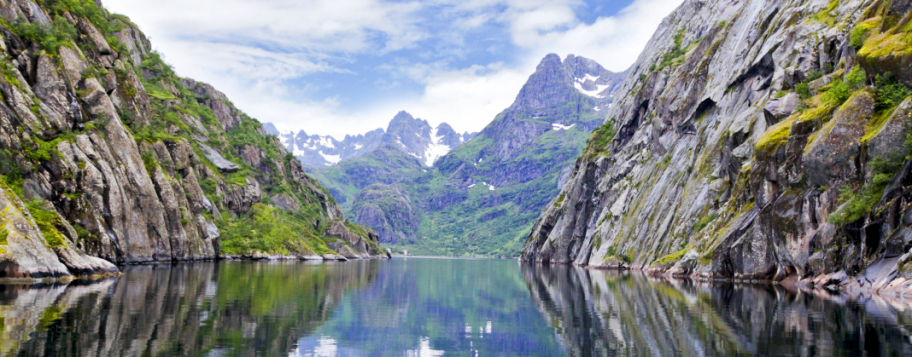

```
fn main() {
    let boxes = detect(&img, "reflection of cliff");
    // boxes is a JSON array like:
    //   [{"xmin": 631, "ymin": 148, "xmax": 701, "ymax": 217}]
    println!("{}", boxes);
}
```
[
  {"xmin": 5, "ymin": 261, "xmax": 379, "ymax": 356},
  {"xmin": 521, "ymin": 264, "xmax": 912, "ymax": 356}
]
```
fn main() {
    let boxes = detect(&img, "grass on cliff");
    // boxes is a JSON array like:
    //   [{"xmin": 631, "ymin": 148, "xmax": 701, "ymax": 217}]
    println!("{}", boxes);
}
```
[
  {"xmin": 829, "ymin": 152, "xmax": 906, "ymax": 225},
  {"xmin": 655, "ymin": 248, "xmax": 689, "ymax": 266},
  {"xmin": 24, "ymin": 201, "xmax": 68, "ymax": 249},
  {"xmin": 584, "ymin": 119, "xmax": 618, "ymax": 159},
  {"xmin": 219, "ymin": 203, "xmax": 335, "ymax": 256},
  {"xmin": 8, "ymin": 17, "xmax": 77, "ymax": 56}
]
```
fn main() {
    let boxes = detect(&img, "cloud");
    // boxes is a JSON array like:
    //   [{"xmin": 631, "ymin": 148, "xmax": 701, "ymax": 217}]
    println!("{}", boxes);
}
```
[
  {"xmin": 407, "ymin": 63, "xmax": 529, "ymax": 133},
  {"xmin": 102, "ymin": 0, "xmax": 684, "ymax": 138},
  {"xmin": 513, "ymin": 0, "xmax": 685, "ymax": 71}
]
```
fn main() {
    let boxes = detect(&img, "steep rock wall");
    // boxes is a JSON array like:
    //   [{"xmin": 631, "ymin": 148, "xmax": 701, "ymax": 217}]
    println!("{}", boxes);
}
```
[
  {"xmin": 0, "ymin": 0, "xmax": 386, "ymax": 279},
  {"xmin": 523, "ymin": 0, "xmax": 912, "ymax": 293}
]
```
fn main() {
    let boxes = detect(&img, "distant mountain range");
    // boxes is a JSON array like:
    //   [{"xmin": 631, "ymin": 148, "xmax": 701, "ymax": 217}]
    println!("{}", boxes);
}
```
[
  {"xmin": 264, "ymin": 113, "xmax": 477, "ymax": 167},
  {"xmin": 284, "ymin": 54, "xmax": 627, "ymax": 257}
]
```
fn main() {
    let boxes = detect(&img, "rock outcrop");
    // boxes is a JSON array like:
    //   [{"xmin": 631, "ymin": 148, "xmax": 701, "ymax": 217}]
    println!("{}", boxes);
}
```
[
  {"xmin": 0, "ymin": 0, "xmax": 386, "ymax": 279},
  {"xmin": 522, "ymin": 0, "xmax": 912, "ymax": 294}
]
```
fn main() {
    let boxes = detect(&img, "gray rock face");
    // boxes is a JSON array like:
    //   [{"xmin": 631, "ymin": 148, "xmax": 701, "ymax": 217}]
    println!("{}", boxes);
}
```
[
  {"xmin": 270, "ymin": 111, "xmax": 477, "ymax": 167},
  {"xmin": 199, "ymin": 144, "xmax": 240, "ymax": 173},
  {"xmin": 0, "ymin": 0, "xmax": 387, "ymax": 278},
  {"xmin": 352, "ymin": 184, "xmax": 419, "ymax": 244},
  {"xmin": 520, "ymin": 0, "xmax": 912, "ymax": 295}
]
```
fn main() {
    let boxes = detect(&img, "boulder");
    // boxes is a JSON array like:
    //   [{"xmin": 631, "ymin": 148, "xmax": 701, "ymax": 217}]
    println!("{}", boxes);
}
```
[{"xmin": 199, "ymin": 144, "xmax": 240, "ymax": 173}]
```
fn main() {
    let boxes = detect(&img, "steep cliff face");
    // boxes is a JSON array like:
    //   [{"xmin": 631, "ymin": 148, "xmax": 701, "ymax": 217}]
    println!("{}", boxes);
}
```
[
  {"xmin": 523, "ymin": 0, "xmax": 912, "ymax": 292},
  {"xmin": 0, "ymin": 0, "xmax": 386, "ymax": 279}
]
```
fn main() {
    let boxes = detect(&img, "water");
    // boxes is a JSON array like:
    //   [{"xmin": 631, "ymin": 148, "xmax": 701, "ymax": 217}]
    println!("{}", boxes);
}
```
[{"xmin": 1, "ymin": 259, "xmax": 911, "ymax": 356}]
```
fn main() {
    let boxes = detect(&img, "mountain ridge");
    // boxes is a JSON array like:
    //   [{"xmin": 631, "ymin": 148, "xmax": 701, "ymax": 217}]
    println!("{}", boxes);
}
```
[
  {"xmin": 266, "ymin": 111, "xmax": 478, "ymax": 167},
  {"xmin": 309, "ymin": 53, "xmax": 628, "ymax": 255}
]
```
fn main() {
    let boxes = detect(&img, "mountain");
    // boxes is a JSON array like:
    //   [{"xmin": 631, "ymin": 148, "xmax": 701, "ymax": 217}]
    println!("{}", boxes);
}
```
[
  {"xmin": 522, "ymin": 0, "xmax": 912, "ymax": 293},
  {"xmin": 310, "ymin": 54, "xmax": 627, "ymax": 256},
  {"xmin": 267, "ymin": 112, "xmax": 477, "ymax": 167},
  {"xmin": 0, "ymin": 0, "xmax": 386, "ymax": 280}
]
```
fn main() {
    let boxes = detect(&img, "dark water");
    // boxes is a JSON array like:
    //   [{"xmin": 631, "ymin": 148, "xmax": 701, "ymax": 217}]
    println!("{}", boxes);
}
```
[{"xmin": 1, "ymin": 259, "xmax": 911, "ymax": 356}]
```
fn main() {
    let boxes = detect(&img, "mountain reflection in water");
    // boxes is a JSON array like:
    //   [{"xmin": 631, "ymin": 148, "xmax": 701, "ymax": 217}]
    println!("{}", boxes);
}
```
[
  {"xmin": 1, "ymin": 259, "xmax": 912, "ymax": 356},
  {"xmin": 522, "ymin": 263, "xmax": 912, "ymax": 356}
]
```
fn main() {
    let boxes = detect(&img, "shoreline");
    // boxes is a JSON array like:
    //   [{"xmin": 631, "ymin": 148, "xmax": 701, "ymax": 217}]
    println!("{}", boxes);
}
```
[
  {"xmin": 521, "ymin": 259, "xmax": 912, "ymax": 303},
  {"xmin": 0, "ymin": 254, "xmax": 392, "ymax": 285}
]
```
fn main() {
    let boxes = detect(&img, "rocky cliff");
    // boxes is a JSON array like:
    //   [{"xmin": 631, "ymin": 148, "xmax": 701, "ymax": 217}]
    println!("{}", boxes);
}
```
[
  {"xmin": 0, "ymin": 0, "xmax": 386, "ymax": 280},
  {"xmin": 522, "ymin": 0, "xmax": 912, "ymax": 293},
  {"xmin": 268, "ymin": 111, "xmax": 477, "ymax": 167}
]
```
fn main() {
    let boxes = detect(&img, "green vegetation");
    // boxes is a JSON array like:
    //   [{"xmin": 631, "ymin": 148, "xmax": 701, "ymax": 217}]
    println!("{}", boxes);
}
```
[
  {"xmin": 796, "ymin": 83, "xmax": 812, "ymax": 100},
  {"xmin": 604, "ymin": 244, "xmax": 632, "ymax": 264},
  {"xmin": 42, "ymin": 0, "xmax": 124, "ymax": 35},
  {"xmin": 655, "ymin": 248, "xmax": 689, "ymax": 265},
  {"xmin": 554, "ymin": 192, "xmax": 566, "ymax": 208},
  {"xmin": 755, "ymin": 116, "xmax": 795, "ymax": 155},
  {"xmin": 850, "ymin": 17, "xmax": 882, "ymax": 48},
  {"xmin": 829, "ymin": 154, "xmax": 904, "ymax": 225},
  {"xmin": 9, "ymin": 17, "xmax": 78, "ymax": 56},
  {"xmin": 657, "ymin": 28, "xmax": 689, "ymax": 71},
  {"xmin": 874, "ymin": 72, "xmax": 910, "ymax": 110},
  {"xmin": 806, "ymin": 70, "xmax": 824, "ymax": 82},
  {"xmin": 0, "ymin": 223, "xmax": 9, "ymax": 254},
  {"xmin": 693, "ymin": 213, "xmax": 718, "ymax": 233},
  {"xmin": 25, "ymin": 201, "xmax": 68, "ymax": 248},
  {"xmin": 809, "ymin": 0, "xmax": 840, "ymax": 26},
  {"xmin": 857, "ymin": 19, "xmax": 912, "ymax": 60},
  {"xmin": 822, "ymin": 66, "xmax": 866, "ymax": 106},
  {"xmin": 219, "ymin": 203, "xmax": 336, "ymax": 256},
  {"xmin": 585, "ymin": 119, "xmax": 617, "ymax": 159}
]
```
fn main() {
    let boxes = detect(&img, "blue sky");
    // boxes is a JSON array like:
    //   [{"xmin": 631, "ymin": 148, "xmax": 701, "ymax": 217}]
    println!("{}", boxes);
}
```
[{"xmin": 103, "ymin": 0, "xmax": 683, "ymax": 138}]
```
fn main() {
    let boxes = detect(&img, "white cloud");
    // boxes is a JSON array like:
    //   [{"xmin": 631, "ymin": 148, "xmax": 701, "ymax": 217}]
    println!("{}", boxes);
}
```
[
  {"xmin": 105, "ymin": 0, "xmax": 424, "ymax": 53},
  {"xmin": 407, "ymin": 63, "xmax": 529, "ymax": 133},
  {"xmin": 101, "ymin": 0, "xmax": 683, "ymax": 138},
  {"xmin": 514, "ymin": 0, "xmax": 685, "ymax": 71}
]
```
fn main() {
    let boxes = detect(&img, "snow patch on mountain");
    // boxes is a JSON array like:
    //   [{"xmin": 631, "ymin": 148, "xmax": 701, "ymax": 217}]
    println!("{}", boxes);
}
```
[
  {"xmin": 424, "ymin": 127, "xmax": 452, "ymax": 167},
  {"xmin": 573, "ymin": 81, "xmax": 611, "ymax": 98},
  {"xmin": 552, "ymin": 123, "xmax": 575, "ymax": 131},
  {"xmin": 319, "ymin": 151, "xmax": 341, "ymax": 165}
]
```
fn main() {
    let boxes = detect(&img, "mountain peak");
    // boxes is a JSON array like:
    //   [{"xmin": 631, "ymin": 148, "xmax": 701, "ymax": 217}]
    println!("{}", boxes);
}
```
[
  {"xmin": 536, "ymin": 53, "xmax": 563, "ymax": 71},
  {"xmin": 392, "ymin": 110, "xmax": 415, "ymax": 121},
  {"xmin": 563, "ymin": 54, "xmax": 609, "ymax": 80},
  {"xmin": 270, "ymin": 112, "xmax": 472, "ymax": 168}
]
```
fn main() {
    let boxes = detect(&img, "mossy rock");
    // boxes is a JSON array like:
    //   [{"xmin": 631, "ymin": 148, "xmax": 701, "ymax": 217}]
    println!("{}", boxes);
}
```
[{"xmin": 857, "ymin": 12, "xmax": 912, "ymax": 85}]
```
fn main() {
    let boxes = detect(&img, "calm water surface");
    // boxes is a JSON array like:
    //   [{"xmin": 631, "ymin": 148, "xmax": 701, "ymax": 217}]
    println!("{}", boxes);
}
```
[{"xmin": 1, "ymin": 258, "xmax": 911, "ymax": 356}]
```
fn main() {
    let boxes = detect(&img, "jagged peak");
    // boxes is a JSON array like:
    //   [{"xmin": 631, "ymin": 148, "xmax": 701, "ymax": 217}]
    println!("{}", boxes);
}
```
[
  {"xmin": 536, "ymin": 53, "xmax": 564, "ymax": 71},
  {"xmin": 563, "ymin": 54, "xmax": 609, "ymax": 80}
]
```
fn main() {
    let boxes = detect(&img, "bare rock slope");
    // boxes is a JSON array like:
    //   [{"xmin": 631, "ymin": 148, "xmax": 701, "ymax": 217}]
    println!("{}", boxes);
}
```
[
  {"xmin": 523, "ymin": 0, "xmax": 912, "ymax": 295},
  {"xmin": 0, "ymin": 0, "xmax": 386, "ymax": 280}
]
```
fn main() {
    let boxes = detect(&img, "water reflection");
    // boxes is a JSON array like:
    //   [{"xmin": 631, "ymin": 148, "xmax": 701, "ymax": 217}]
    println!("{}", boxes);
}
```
[
  {"xmin": 521, "ymin": 263, "xmax": 912, "ymax": 356},
  {"xmin": 2, "ymin": 261, "xmax": 378, "ymax": 357},
  {"xmin": 294, "ymin": 258, "xmax": 564, "ymax": 356},
  {"xmin": 3, "ymin": 259, "xmax": 912, "ymax": 356}
]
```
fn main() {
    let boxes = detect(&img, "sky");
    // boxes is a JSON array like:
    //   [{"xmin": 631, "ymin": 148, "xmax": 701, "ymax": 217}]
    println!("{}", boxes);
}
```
[{"xmin": 102, "ymin": 0, "xmax": 684, "ymax": 138}]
